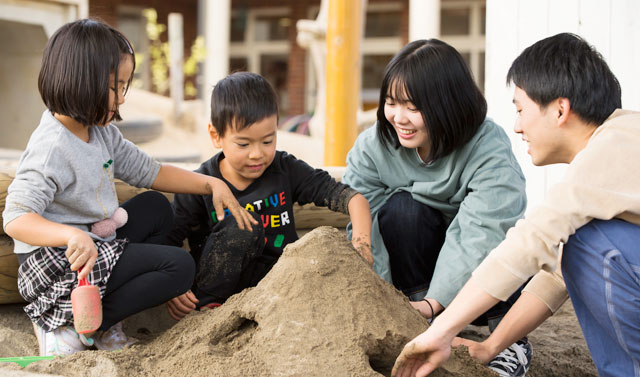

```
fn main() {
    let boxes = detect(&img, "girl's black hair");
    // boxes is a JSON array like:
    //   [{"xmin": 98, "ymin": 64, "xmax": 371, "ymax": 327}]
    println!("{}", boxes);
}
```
[
  {"xmin": 210, "ymin": 72, "xmax": 279, "ymax": 136},
  {"xmin": 38, "ymin": 18, "xmax": 135, "ymax": 126},
  {"xmin": 377, "ymin": 39, "xmax": 487, "ymax": 162}
]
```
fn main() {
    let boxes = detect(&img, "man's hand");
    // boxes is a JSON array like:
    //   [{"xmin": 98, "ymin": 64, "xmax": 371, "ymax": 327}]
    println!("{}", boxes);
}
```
[
  {"xmin": 65, "ymin": 230, "xmax": 98, "ymax": 280},
  {"xmin": 166, "ymin": 290, "xmax": 199, "ymax": 321},
  {"xmin": 391, "ymin": 327, "xmax": 453, "ymax": 377},
  {"xmin": 451, "ymin": 337, "xmax": 493, "ymax": 364},
  {"xmin": 207, "ymin": 178, "xmax": 257, "ymax": 231}
]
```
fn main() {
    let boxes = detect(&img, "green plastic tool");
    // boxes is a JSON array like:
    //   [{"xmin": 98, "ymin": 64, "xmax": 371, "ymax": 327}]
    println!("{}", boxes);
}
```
[{"xmin": 0, "ymin": 356, "xmax": 57, "ymax": 367}]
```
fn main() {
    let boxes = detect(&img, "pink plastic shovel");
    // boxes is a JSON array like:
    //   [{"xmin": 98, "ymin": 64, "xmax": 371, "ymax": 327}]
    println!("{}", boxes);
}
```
[{"xmin": 71, "ymin": 277, "xmax": 102, "ymax": 334}]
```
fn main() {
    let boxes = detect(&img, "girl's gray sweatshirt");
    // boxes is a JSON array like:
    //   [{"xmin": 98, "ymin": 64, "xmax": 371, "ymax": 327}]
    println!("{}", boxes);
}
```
[{"xmin": 3, "ymin": 110, "xmax": 161, "ymax": 254}]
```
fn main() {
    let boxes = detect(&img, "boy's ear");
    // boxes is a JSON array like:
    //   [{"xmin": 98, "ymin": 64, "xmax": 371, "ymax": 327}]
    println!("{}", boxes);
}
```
[
  {"xmin": 208, "ymin": 123, "xmax": 222, "ymax": 148},
  {"xmin": 555, "ymin": 97, "xmax": 571, "ymax": 127}
]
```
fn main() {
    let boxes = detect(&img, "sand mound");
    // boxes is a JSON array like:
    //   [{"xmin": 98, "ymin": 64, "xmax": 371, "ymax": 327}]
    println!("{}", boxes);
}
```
[{"xmin": 21, "ymin": 227, "xmax": 500, "ymax": 377}]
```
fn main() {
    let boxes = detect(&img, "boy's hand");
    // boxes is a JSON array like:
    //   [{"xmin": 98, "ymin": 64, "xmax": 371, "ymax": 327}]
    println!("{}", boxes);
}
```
[
  {"xmin": 352, "ymin": 236, "xmax": 373, "ymax": 266},
  {"xmin": 207, "ymin": 178, "xmax": 257, "ymax": 231},
  {"xmin": 166, "ymin": 290, "xmax": 199, "ymax": 321},
  {"xmin": 65, "ymin": 230, "xmax": 98, "ymax": 280}
]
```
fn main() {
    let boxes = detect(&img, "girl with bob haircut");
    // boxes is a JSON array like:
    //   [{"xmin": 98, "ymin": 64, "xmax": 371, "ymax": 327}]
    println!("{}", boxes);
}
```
[
  {"xmin": 3, "ymin": 19, "xmax": 256, "ymax": 357},
  {"xmin": 344, "ymin": 39, "xmax": 527, "ymax": 337}
]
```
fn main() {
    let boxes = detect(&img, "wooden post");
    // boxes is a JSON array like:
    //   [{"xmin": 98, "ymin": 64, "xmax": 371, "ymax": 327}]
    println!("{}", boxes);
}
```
[{"xmin": 324, "ymin": 0, "xmax": 362, "ymax": 166}]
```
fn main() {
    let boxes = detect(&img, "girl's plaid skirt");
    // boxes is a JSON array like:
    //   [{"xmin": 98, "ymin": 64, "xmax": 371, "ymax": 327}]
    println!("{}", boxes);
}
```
[{"xmin": 17, "ymin": 239, "xmax": 128, "ymax": 332}]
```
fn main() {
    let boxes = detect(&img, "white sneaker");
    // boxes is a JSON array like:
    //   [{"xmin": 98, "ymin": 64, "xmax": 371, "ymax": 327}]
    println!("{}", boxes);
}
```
[
  {"xmin": 33, "ymin": 323, "xmax": 91, "ymax": 356},
  {"xmin": 93, "ymin": 322, "xmax": 138, "ymax": 351},
  {"xmin": 488, "ymin": 338, "xmax": 533, "ymax": 377}
]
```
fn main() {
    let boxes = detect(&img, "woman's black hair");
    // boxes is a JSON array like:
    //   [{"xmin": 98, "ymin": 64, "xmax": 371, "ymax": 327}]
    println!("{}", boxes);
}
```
[
  {"xmin": 38, "ymin": 18, "xmax": 135, "ymax": 126},
  {"xmin": 507, "ymin": 33, "xmax": 621, "ymax": 126},
  {"xmin": 377, "ymin": 39, "xmax": 487, "ymax": 162},
  {"xmin": 210, "ymin": 72, "xmax": 279, "ymax": 136}
]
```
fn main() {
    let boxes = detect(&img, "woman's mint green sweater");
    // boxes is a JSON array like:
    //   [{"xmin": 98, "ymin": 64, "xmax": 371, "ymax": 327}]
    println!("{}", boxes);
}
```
[{"xmin": 343, "ymin": 119, "xmax": 526, "ymax": 307}]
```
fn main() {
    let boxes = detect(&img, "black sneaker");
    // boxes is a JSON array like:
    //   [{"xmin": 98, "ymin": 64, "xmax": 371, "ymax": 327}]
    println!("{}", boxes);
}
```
[{"xmin": 487, "ymin": 337, "xmax": 532, "ymax": 377}]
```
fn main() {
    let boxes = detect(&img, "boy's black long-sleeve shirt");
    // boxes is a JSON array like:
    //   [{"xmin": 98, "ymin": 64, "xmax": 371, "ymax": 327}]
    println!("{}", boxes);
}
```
[{"xmin": 167, "ymin": 151, "xmax": 358, "ymax": 259}]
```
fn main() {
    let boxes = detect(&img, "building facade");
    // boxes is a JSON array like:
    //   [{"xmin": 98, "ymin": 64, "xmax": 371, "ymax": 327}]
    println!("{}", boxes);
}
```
[{"xmin": 88, "ymin": 0, "xmax": 487, "ymax": 118}]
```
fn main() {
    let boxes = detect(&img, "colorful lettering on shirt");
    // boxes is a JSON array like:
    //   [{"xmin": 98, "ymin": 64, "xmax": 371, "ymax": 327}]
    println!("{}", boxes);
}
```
[
  {"xmin": 211, "ymin": 191, "xmax": 291, "ymax": 248},
  {"xmin": 281, "ymin": 211, "xmax": 290, "ymax": 225},
  {"xmin": 274, "ymin": 234, "xmax": 284, "ymax": 248}
]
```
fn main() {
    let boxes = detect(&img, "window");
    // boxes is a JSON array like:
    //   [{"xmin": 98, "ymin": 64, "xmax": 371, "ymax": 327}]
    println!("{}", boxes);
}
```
[
  {"xmin": 440, "ymin": 0, "xmax": 486, "ymax": 91},
  {"xmin": 361, "ymin": 3, "xmax": 404, "ymax": 108},
  {"xmin": 229, "ymin": 8, "xmax": 290, "ymax": 114}
]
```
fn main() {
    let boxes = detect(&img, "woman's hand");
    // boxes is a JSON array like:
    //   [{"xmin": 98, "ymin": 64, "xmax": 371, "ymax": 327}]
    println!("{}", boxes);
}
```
[
  {"xmin": 392, "ymin": 326, "xmax": 454, "ymax": 377},
  {"xmin": 166, "ymin": 290, "xmax": 199, "ymax": 321},
  {"xmin": 65, "ymin": 230, "xmax": 98, "ymax": 280},
  {"xmin": 207, "ymin": 177, "xmax": 257, "ymax": 231},
  {"xmin": 352, "ymin": 236, "xmax": 373, "ymax": 266},
  {"xmin": 410, "ymin": 298, "xmax": 443, "ymax": 321},
  {"xmin": 347, "ymin": 193, "xmax": 373, "ymax": 266}
]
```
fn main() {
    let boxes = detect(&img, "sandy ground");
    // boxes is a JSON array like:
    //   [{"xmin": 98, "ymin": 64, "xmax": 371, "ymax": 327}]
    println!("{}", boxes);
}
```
[{"xmin": 0, "ymin": 227, "xmax": 596, "ymax": 376}]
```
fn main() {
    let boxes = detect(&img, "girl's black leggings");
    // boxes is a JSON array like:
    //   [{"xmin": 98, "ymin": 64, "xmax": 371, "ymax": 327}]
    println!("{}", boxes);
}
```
[{"xmin": 101, "ymin": 191, "xmax": 195, "ymax": 330}]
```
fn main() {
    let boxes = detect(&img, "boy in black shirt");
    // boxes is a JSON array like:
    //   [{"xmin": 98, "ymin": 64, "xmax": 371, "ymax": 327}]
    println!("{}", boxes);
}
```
[{"xmin": 166, "ymin": 72, "xmax": 372, "ymax": 319}]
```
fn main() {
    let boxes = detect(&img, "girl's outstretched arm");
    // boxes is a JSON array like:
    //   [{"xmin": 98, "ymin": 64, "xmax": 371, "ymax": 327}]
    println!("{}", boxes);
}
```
[
  {"xmin": 5, "ymin": 213, "xmax": 98, "ymax": 279},
  {"xmin": 348, "ymin": 193, "xmax": 373, "ymax": 266},
  {"xmin": 151, "ymin": 164, "xmax": 257, "ymax": 230}
]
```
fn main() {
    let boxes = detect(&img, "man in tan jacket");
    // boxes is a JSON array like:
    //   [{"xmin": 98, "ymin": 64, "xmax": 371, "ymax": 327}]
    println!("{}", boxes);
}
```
[{"xmin": 392, "ymin": 33, "xmax": 640, "ymax": 377}]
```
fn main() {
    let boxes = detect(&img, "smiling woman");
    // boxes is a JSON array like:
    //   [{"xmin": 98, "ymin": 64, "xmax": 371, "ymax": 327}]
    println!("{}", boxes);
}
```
[{"xmin": 343, "ymin": 39, "xmax": 528, "ymax": 363}]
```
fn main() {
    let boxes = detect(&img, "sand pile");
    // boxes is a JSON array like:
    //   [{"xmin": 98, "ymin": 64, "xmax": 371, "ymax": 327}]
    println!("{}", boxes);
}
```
[{"xmin": 18, "ymin": 227, "xmax": 499, "ymax": 377}]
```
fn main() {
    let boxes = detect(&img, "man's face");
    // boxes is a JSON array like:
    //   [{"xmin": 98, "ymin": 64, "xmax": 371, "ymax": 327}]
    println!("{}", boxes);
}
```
[
  {"xmin": 513, "ymin": 87, "xmax": 566, "ymax": 166},
  {"xmin": 210, "ymin": 115, "xmax": 278, "ymax": 189}
]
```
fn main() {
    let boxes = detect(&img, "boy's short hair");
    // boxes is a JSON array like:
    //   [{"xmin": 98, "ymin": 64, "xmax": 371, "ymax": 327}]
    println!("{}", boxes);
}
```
[
  {"xmin": 38, "ymin": 18, "xmax": 135, "ymax": 127},
  {"xmin": 377, "ymin": 39, "xmax": 487, "ymax": 162},
  {"xmin": 210, "ymin": 72, "xmax": 279, "ymax": 136},
  {"xmin": 507, "ymin": 33, "xmax": 621, "ymax": 126}
]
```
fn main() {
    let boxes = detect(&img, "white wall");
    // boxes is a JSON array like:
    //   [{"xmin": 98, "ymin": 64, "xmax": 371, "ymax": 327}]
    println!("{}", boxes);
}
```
[
  {"xmin": 485, "ymin": 0, "xmax": 640, "ymax": 210},
  {"xmin": 0, "ymin": 0, "xmax": 88, "ymax": 150}
]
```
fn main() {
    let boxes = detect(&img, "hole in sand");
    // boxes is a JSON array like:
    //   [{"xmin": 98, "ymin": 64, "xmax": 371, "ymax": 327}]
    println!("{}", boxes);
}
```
[
  {"xmin": 365, "ymin": 331, "xmax": 406, "ymax": 377},
  {"xmin": 210, "ymin": 316, "xmax": 258, "ymax": 356}
]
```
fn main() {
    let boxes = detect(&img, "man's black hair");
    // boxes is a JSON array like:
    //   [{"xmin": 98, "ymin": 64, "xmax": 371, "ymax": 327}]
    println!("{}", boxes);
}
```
[{"xmin": 507, "ymin": 33, "xmax": 621, "ymax": 125}]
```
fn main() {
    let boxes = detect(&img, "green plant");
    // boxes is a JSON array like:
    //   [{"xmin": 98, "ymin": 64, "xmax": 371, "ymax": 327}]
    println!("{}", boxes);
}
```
[{"xmin": 134, "ymin": 8, "xmax": 206, "ymax": 98}]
